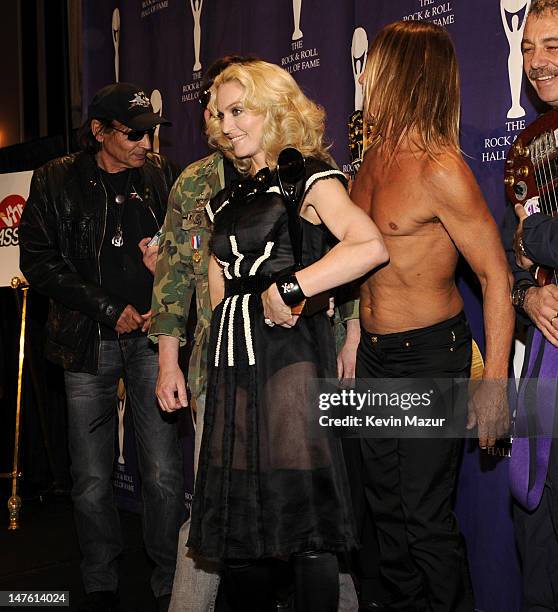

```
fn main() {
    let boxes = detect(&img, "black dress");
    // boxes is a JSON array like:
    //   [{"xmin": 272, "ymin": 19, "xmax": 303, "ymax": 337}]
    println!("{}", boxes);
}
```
[{"xmin": 187, "ymin": 158, "xmax": 357, "ymax": 560}]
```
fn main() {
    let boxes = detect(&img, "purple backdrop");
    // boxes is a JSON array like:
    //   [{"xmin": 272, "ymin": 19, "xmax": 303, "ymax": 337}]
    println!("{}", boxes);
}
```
[{"xmin": 83, "ymin": 2, "xmax": 534, "ymax": 609}]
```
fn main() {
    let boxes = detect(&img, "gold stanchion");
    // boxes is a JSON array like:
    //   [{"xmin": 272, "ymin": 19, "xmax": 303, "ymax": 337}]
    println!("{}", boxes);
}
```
[{"xmin": 2, "ymin": 277, "xmax": 28, "ymax": 530}]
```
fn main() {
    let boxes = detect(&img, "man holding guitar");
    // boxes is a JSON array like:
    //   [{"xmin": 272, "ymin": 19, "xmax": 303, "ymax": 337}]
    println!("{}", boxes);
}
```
[
  {"xmin": 350, "ymin": 20, "xmax": 514, "ymax": 611},
  {"xmin": 510, "ymin": 0, "xmax": 558, "ymax": 347},
  {"xmin": 504, "ymin": 0, "xmax": 558, "ymax": 608}
]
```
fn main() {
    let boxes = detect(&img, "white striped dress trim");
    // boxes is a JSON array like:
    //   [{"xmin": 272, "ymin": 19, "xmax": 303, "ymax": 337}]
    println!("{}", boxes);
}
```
[
  {"xmin": 214, "ymin": 235, "xmax": 280, "ymax": 368},
  {"xmin": 249, "ymin": 241, "xmax": 274, "ymax": 275},
  {"xmin": 227, "ymin": 295, "xmax": 239, "ymax": 367},
  {"xmin": 242, "ymin": 294, "xmax": 255, "ymax": 366},
  {"xmin": 303, "ymin": 170, "xmax": 346, "ymax": 199},
  {"xmin": 215, "ymin": 256, "xmax": 233, "ymax": 280},
  {"xmin": 205, "ymin": 198, "xmax": 230, "ymax": 223},
  {"xmin": 214, "ymin": 296, "xmax": 231, "ymax": 367},
  {"xmin": 230, "ymin": 235, "xmax": 244, "ymax": 277}
]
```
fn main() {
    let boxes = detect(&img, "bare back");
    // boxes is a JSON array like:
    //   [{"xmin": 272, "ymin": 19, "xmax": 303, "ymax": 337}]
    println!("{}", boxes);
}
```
[{"xmin": 352, "ymin": 146, "xmax": 467, "ymax": 334}]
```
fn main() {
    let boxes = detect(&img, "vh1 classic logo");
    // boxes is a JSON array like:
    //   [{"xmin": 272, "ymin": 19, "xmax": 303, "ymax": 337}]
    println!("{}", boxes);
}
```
[{"xmin": 0, "ymin": 194, "xmax": 25, "ymax": 247}]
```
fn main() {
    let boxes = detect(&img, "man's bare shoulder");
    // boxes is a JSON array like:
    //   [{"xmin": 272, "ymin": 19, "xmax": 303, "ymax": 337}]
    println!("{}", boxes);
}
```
[
  {"xmin": 422, "ymin": 150, "xmax": 484, "ymax": 214},
  {"xmin": 424, "ymin": 150, "xmax": 477, "ymax": 192}
]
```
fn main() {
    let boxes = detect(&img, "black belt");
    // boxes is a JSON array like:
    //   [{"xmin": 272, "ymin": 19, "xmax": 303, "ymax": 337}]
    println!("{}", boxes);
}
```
[{"xmin": 224, "ymin": 275, "xmax": 274, "ymax": 297}]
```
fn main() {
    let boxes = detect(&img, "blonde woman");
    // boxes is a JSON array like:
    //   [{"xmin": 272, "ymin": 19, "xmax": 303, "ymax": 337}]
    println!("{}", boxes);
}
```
[{"xmin": 187, "ymin": 59, "xmax": 388, "ymax": 611}]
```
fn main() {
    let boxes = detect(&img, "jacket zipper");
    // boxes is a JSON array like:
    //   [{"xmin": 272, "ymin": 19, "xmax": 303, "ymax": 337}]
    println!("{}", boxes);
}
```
[
  {"xmin": 130, "ymin": 181, "xmax": 160, "ymax": 231},
  {"xmin": 147, "ymin": 203, "xmax": 160, "ymax": 231},
  {"xmin": 97, "ymin": 180, "xmax": 108, "ymax": 371}
]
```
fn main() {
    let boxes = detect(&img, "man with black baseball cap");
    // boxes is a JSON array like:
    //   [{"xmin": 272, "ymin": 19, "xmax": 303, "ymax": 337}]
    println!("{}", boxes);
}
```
[
  {"xmin": 88, "ymin": 82, "xmax": 171, "ymax": 132},
  {"xmin": 20, "ymin": 83, "xmax": 183, "ymax": 612}
]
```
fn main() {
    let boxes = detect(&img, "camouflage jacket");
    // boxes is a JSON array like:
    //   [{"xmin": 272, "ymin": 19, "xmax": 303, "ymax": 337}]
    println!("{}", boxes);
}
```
[{"xmin": 149, "ymin": 152, "xmax": 224, "ymax": 398}]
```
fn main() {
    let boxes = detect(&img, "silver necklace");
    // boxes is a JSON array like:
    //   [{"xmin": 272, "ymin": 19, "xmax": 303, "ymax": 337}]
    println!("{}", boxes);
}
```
[
  {"xmin": 111, "ymin": 192, "xmax": 126, "ymax": 247},
  {"xmin": 102, "ymin": 171, "xmax": 133, "ymax": 247}
]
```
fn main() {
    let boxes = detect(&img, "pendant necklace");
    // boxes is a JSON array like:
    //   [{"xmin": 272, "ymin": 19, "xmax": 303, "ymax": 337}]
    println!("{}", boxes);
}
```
[{"xmin": 102, "ymin": 171, "xmax": 133, "ymax": 247}]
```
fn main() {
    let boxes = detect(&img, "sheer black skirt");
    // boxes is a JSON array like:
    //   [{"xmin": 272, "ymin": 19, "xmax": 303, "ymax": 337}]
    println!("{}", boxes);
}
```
[{"xmin": 187, "ymin": 294, "xmax": 357, "ymax": 560}]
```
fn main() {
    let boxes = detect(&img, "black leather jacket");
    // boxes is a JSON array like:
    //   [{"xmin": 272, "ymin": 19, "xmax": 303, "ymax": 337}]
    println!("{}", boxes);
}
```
[{"xmin": 19, "ymin": 151, "xmax": 179, "ymax": 373}]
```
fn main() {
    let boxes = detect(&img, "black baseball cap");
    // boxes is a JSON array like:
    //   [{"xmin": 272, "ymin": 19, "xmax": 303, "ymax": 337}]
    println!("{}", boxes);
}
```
[{"xmin": 88, "ymin": 83, "xmax": 171, "ymax": 130}]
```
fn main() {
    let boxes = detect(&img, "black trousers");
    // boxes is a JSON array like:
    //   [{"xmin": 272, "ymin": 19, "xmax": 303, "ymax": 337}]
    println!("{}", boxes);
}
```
[
  {"xmin": 514, "ymin": 439, "xmax": 558, "ymax": 611},
  {"xmin": 352, "ymin": 313, "xmax": 474, "ymax": 611}
]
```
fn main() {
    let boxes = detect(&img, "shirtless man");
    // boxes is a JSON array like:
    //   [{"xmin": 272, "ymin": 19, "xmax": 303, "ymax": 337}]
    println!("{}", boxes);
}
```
[{"xmin": 349, "ymin": 21, "xmax": 514, "ymax": 612}]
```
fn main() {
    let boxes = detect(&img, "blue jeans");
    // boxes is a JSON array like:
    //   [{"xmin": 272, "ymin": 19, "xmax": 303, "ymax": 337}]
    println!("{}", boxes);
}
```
[{"xmin": 65, "ymin": 337, "xmax": 184, "ymax": 597}]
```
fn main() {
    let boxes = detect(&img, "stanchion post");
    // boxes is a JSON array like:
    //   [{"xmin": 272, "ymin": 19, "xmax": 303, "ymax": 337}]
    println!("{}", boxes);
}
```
[{"xmin": 5, "ymin": 277, "xmax": 28, "ymax": 530}]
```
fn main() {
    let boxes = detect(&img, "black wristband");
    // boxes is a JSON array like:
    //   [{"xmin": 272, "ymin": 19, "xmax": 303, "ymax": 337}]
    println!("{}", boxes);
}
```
[{"xmin": 276, "ymin": 273, "xmax": 306, "ymax": 307}]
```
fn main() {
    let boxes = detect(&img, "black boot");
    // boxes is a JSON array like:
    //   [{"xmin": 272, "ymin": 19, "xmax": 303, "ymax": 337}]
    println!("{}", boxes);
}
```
[
  {"xmin": 292, "ymin": 550, "xmax": 339, "ymax": 612},
  {"xmin": 223, "ymin": 559, "xmax": 277, "ymax": 612}
]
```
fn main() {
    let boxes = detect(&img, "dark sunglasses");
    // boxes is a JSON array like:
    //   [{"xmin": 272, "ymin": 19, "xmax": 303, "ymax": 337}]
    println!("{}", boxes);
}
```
[{"xmin": 111, "ymin": 125, "xmax": 156, "ymax": 142}]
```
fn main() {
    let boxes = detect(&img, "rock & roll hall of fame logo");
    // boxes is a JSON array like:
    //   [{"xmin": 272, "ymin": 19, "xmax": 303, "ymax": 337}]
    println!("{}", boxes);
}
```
[
  {"xmin": 282, "ymin": 0, "xmax": 320, "ymax": 74},
  {"xmin": 292, "ymin": 0, "xmax": 303, "ymax": 41},
  {"xmin": 181, "ymin": 0, "xmax": 204, "ymax": 103},
  {"xmin": 345, "ymin": 27, "xmax": 369, "ymax": 177},
  {"xmin": 112, "ymin": 8, "xmax": 120, "ymax": 83},
  {"xmin": 191, "ymin": 0, "xmax": 203, "ymax": 73},
  {"xmin": 117, "ymin": 379, "xmax": 126, "ymax": 466},
  {"xmin": 150, "ymin": 89, "xmax": 163, "ymax": 153},
  {"xmin": 501, "ymin": 0, "xmax": 531, "ymax": 119},
  {"xmin": 351, "ymin": 27, "xmax": 368, "ymax": 112},
  {"xmin": 482, "ymin": 0, "xmax": 532, "ymax": 164}
]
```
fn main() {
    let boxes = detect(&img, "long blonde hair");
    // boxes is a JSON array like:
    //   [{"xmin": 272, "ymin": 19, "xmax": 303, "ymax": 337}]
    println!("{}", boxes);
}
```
[
  {"xmin": 362, "ymin": 20, "xmax": 460, "ymax": 159},
  {"xmin": 206, "ymin": 60, "xmax": 330, "ymax": 174}
]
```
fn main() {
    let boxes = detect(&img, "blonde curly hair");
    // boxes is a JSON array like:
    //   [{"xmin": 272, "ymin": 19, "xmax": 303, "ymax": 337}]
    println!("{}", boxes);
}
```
[{"xmin": 206, "ymin": 60, "xmax": 330, "ymax": 175}]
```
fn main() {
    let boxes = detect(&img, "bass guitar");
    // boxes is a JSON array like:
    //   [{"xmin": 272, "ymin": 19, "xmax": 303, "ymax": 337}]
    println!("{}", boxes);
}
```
[{"xmin": 504, "ymin": 108, "xmax": 558, "ymax": 286}]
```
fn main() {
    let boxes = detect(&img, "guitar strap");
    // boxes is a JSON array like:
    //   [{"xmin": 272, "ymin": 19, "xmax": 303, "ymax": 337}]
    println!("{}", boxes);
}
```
[{"xmin": 510, "ymin": 328, "xmax": 556, "ymax": 510}]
